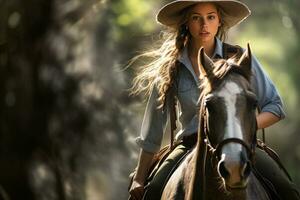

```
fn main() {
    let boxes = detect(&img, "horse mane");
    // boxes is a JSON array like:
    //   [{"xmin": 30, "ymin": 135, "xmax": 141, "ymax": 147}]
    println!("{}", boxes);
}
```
[{"xmin": 199, "ymin": 57, "xmax": 252, "ymax": 99}]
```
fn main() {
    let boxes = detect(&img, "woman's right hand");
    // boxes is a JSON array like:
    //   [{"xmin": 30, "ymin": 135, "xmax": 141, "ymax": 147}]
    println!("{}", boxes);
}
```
[
  {"xmin": 129, "ymin": 179, "xmax": 145, "ymax": 200},
  {"xmin": 129, "ymin": 149, "xmax": 155, "ymax": 200}
]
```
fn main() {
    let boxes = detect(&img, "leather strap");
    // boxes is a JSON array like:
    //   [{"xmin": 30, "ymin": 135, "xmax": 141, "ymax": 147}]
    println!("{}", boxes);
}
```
[
  {"xmin": 257, "ymin": 139, "xmax": 293, "ymax": 181},
  {"xmin": 168, "ymin": 62, "xmax": 180, "ymax": 151},
  {"xmin": 257, "ymin": 106, "xmax": 266, "ymax": 143},
  {"xmin": 169, "ymin": 85, "xmax": 177, "ymax": 151}
]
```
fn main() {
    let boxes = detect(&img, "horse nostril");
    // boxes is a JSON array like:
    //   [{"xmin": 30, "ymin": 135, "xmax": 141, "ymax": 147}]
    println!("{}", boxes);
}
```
[
  {"xmin": 218, "ymin": 161, "xmax": 230, "ymax": 179},
  {"xmin": 241, "ymin": 161, "xmax": 251, "ymax": 178}
]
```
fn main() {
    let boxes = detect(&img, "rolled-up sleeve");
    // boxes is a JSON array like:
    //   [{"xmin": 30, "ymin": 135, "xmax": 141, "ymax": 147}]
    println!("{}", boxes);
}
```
[
  {"xmin": 135, "ymin": 86, "xmax": 169, "ymax": 153},
  {"xmin": 251, "ymin": 54, "xmax": 286, "ymax": 119}
]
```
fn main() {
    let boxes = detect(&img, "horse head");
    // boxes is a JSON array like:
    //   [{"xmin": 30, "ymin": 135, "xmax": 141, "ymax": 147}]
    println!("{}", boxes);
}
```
[{"xmin": 198, "ymin": 44, "xmax": 257, "ymax": 191}]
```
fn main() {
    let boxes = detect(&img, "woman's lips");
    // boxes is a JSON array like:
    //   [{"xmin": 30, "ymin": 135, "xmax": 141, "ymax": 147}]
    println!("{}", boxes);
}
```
[{"xmin": 199, "ymin": 32, "xmax": 210, "ymax": 37}]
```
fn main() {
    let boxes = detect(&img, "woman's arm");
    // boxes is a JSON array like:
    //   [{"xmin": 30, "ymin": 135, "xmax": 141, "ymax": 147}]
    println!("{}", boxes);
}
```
[
  {"xmin": 251, "ymin": 53, "xmax": 285, "ymax": 128},
  {"xmin": 256, "ymin": 112, "xmax": 280, "ymax": 129},
  {"xmin": 135, "ymin": 86, "xmax": 169, "ymax": 153},
  {"xmin": 130, "ymin": 86, "xmax": 169, "ymax": 199}
]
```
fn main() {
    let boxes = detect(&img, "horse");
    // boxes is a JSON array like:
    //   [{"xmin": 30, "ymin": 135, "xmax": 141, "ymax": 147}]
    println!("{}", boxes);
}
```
[{"xmin": 161, "ymin": 44, "xmax": 270, "ymax": 200}]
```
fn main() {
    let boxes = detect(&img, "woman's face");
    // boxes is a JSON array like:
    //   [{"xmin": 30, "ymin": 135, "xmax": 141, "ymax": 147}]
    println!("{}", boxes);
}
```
[{"xmin": 186, "ymin": 3, "xmax": 221, "ymax": 44}]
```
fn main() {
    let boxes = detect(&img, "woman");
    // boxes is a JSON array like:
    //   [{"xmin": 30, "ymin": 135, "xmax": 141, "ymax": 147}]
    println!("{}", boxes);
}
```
[{"xmin": 129, "ymin": 0, "xmax": 299, "ymax": 199}]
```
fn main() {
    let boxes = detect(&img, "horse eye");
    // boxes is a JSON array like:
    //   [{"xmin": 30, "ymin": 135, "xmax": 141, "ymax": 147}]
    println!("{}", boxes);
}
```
[
  {"xmin": 205, "ymin": 98, "xmax": 217, "ymax": 112},
  {"xmin": 248, "ymin": 98, "xmax": 258, "ymax": 110},
  {"xmin": 245, "ymin": 91, "xmax": 257, "ymax": 109},
  {"xmin": 252, "ymin": 100, "xmax": 258, "ymax": 109},
  {"xmin": 204, "ymin": 94, "xmax": 215, "ymax": 109},
  {"xmin": 205, "ymin": 100, "xmax": 213, "ymax": 110}
]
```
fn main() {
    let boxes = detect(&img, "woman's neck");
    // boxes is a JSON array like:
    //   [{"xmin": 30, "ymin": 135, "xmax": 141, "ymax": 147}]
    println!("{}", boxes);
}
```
[{"xmin": 188, "ymin": 38, "xmax": 216, "ymax": 59}]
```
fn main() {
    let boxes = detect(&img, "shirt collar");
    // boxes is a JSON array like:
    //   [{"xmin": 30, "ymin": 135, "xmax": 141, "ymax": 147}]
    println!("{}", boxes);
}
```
[
  {"xmin": 177, "ymin": 37, "xmax": 223, "ymax": 83},
  {"xmin": 213, "ymin": 37, "xmax": 223, "ymax": 59},
  {"xmin": 178, "ymin": 37, "xmax": 223, "ymax": 64}
]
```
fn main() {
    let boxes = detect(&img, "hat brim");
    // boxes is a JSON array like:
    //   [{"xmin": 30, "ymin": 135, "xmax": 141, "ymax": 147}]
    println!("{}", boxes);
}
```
[{"xmin": 156, "ymin": 0, "xmax": 251, "ymax": 28}]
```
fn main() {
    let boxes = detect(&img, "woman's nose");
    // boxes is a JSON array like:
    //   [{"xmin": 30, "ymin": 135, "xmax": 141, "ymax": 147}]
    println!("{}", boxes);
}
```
[{"xmin": 199, "ymin": 17, "xmax": 208, "ymax": 26}]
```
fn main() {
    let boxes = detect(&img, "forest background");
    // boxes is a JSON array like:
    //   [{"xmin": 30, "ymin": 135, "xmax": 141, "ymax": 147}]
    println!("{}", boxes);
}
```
[{"xmin": 1, "ymin": 0, "xmax": 300, "ymax": 199}]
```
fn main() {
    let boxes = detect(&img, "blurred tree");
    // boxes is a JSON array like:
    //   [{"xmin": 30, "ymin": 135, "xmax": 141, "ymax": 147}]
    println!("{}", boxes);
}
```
[
  {"xmin": 0, "ymin": 0, "xmax": 135, "ymax": 199},
  {"xmin": 0, "ymin": 0, "xmax": 163, "ymax": 199}
]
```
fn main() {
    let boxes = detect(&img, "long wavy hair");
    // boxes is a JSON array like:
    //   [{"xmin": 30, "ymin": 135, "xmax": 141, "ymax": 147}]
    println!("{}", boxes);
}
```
[{"xmin": 130, "ymin": 3, "xmax": 230, "ymax": 108}]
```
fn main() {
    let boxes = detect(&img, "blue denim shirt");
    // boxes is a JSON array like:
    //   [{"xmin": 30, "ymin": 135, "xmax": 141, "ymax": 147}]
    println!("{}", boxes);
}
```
[{"xmin": 136, "ymin": 37, "xmax": 285, "ymax": 153}]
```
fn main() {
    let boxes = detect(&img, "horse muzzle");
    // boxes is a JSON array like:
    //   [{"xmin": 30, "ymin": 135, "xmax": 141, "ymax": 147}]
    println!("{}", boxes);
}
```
[{"xmin": 217, "ymin": 149, "xmax": 252, "ymax": 190}]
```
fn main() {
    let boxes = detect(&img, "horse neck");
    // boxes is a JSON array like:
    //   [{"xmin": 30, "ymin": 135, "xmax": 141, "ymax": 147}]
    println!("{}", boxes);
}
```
[{"xmin": 186, "ymin": 105, "xmax": 207, "ymax": 200}]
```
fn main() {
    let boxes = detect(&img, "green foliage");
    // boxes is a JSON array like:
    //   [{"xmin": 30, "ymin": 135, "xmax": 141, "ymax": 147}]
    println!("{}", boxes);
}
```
[
  {"xmin": 112, "ymin": 0, "xmax": 150, "ymax": 26},
  {"xmin": 111, "ymin": 0, "xmax": 157, "ymax": 41}
]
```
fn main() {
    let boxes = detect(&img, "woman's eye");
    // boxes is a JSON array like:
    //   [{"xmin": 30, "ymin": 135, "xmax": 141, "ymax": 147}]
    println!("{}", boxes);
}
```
[
  {"xmin": 192, "ymin": 15, "xmax": 200, "ymax": 21},
  {"xmin": 207, "ymin": 15, "xmax": 216, "ymax": 20}
]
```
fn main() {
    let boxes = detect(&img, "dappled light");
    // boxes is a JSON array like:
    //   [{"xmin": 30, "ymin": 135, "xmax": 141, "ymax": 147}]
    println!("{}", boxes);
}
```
[{"xmin": 1, "ymin": 0, "xmax": 300, "ymax": 199}]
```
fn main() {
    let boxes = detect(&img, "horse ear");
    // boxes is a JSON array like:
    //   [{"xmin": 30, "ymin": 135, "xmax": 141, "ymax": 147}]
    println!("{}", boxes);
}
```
[
  {"xmin": 237, "ymin": 43, "xmax": 252, "ymax": 71},
  {"xmin": 198, "ymin": 47, "xmax": 215, "ymax": 80},
  {"xmin": 237, "ymin": 43, "xmax": 252, "ymax": 80}
]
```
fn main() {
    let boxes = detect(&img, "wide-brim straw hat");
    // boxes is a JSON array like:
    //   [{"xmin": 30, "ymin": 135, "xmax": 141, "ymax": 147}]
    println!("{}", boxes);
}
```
[{"xmin": 156, "ymin": 0, "xmax": 251, "ymax": 28}]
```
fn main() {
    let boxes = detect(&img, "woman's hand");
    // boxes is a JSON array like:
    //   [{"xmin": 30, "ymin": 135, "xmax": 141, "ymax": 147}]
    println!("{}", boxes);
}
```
[
  {"xmin": 129, "ymin": 149, "xmax": 155, "ymax": 200},
  {"xmin": 129, "ymin": 179, "xmax": 145, "ymax": 200}
]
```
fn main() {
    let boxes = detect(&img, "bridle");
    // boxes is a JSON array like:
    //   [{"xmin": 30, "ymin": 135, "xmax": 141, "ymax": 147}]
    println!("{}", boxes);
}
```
[
  {"xmin": 200, "ymin": 95, "xmax": 257, "ymax": 165},
  {"xmin": 192, "ymin": 99, "xmax": 258, "ymax": 200}
]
